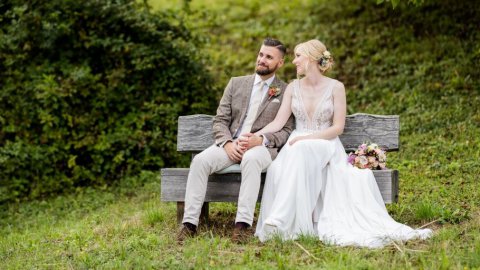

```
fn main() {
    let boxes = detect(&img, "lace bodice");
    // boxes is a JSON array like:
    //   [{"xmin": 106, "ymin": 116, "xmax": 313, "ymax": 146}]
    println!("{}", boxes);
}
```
[{"xmin": 291, "ymin": 79, "xmax": 335, "ymax": 132}]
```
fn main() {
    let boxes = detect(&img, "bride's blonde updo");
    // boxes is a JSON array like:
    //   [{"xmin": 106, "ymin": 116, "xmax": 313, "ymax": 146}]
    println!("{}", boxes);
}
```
[{"xmin": 294, "ymin": 39, "xmax": 334, "ymax": 73}]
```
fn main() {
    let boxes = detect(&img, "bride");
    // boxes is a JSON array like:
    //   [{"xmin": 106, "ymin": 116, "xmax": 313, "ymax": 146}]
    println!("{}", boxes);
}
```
[{"xmin": 252, "ymin": 39, "xmax": 432, "ymax": 248}]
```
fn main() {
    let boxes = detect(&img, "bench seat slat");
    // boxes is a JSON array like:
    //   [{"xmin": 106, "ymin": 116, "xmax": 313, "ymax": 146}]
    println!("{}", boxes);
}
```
[{"xmin": 161, "ymin": 168, "xmax": 398, "ymax": 204}]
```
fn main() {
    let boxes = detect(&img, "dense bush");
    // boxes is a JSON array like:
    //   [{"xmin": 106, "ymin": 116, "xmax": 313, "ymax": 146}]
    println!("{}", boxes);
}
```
[{"xmin": 0, "ymin": 0, "xmax": 216, "ymax": 202}]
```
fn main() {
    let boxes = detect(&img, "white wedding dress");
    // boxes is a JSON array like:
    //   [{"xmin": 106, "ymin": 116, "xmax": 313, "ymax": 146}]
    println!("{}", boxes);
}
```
[{"xmin": 255, "ymin": 79, "xmax": 432, "ymax": 248}]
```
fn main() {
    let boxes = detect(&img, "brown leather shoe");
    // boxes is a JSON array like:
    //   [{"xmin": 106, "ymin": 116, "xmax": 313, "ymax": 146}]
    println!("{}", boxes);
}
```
[
  {"xmin": 177, "ymin": 224, "xmax": 197, "ymax": 243},
  {"xmin": 231, "ymin": 226, "xmax": 251, "ymax": 244}
]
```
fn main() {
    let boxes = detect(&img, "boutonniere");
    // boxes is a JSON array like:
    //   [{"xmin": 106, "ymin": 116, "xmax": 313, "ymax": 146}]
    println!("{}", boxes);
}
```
[{"xmin": 267, "ymin": 85, "xmax": 281, "ymax": 100}]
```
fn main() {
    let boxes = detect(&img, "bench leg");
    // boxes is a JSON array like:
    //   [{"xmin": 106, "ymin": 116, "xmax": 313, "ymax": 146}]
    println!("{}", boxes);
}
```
[
  {"xmin": 176, "ymin": 202, "xmax": 184, "ymax": 224},
  {"xmin": 200, "ymin": 202, "xmax": 209, "ymax": 225},
  {"xmin": 176, "ymin": 201, "xmax": 209, "ymax": 226}
]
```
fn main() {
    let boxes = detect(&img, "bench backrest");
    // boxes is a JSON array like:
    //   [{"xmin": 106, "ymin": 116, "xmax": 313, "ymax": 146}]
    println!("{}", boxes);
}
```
[{"xmin": 177, "ymin": 113, "xmax": 399, "ymax": 153}]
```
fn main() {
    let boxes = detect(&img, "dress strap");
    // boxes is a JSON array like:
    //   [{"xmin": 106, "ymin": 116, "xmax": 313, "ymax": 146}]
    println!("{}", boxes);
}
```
[
  {"xmin": 327, "ymin": 79, "xmax": 336, "ymax": 97},
  {"xmin": 293, "ymin": 79, "xmax": 300, "ymax": 97}
]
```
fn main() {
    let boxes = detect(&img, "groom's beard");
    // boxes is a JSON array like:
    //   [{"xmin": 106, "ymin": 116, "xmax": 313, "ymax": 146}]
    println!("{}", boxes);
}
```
[{"xmin": 256, "ymin": 63, "xmax": 279, "ymax": 76}]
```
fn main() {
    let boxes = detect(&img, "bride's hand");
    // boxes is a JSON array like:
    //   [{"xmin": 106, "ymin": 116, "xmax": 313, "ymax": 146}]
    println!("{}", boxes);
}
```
[
  {"xmin": 288, "ymin": 136, "xmax": 300, "ymax": 145},
  {"xmin": 289, "ymin": 136, "xmax": 302, "ymax": 145}
]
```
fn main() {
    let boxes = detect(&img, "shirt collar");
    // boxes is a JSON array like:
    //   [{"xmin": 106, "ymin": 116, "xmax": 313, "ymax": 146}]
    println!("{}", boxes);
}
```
[{"xmin": 254, "ymin": 74, "xmax": 276, "ymax": 87}]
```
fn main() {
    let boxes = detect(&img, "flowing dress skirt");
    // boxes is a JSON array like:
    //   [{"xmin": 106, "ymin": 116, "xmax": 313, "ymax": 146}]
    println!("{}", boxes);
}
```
[{"xmin": 255, "ymin": 130, "xmax": 432, "ymax": 248}]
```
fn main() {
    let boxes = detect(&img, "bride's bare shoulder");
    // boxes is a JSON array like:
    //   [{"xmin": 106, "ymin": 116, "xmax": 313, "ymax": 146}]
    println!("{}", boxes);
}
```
[
  {"xmin": 283, "ymin": 81, "xmax": 295, "ymax": 96},
  {"xmin": 330, "ymin": 78, "xmax": 345, "ymax": 92},
  {"xmin": 325, "ymin": 78, "xmax": 345, "ymax": 99}
]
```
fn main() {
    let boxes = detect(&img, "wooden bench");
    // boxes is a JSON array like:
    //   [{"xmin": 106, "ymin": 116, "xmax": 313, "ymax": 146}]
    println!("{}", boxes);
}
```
[{"xmin": 161, "ymin": 113, "xmax": 400, "ymax": 224}]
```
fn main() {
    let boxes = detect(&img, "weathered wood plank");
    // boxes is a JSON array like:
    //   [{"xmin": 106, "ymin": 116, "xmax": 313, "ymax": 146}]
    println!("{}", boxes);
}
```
[
  {"xmin": 161, "ymin": 168, "xmax": 398, "ymax": 204},
  {"xmin": 341, "ymin": 113, "xmax": 399, "ymax": 152},
  {"xmin": 177, "ymin": 114, "xmax": 399, "ymax": 152},
  {"xmin": 177, "ymin": 114, "xmax": 214, "ymax": 152},
  {"xmin": 161, "ymin": 168, "xmax": 266, "ymax": 202}
]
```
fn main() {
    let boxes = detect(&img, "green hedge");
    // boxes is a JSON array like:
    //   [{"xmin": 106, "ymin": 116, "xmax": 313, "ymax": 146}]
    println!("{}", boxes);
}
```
[{"xmin": 0, "ymin": 0, "xmax": 216, "ymax": 202}]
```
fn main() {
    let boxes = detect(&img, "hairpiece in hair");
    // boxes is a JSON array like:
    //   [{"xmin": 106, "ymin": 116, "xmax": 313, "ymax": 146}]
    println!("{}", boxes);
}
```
[{"xmin": 318, "ymin": 50, "xmax": 332, "ymax": 67}]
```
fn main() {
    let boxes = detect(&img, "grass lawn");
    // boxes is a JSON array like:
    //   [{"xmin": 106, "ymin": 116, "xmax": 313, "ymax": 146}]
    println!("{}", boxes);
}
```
[{"xmin": 1, "ymin": 171, "xmax": 479, "ymax": 269}]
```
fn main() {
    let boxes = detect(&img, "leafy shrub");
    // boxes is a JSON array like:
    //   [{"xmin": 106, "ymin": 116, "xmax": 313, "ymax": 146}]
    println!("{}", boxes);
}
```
[{"xmin": 0, "ymin": 0, "xmax": 216, "ymax": 202}]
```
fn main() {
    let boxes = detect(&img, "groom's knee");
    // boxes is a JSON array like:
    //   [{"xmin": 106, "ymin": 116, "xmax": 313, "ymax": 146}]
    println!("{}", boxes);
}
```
[
  {"xmin": 241, "ymin": 152, "xmax": 259, "ymax": 168},
  {"xmin": 240, "ymin": 147, "xmax": 269, "ymax": 170}
]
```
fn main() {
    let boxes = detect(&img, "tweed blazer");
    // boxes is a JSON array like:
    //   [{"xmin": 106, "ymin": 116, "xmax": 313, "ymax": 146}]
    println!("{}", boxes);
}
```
[{"xmin": 213, "ymin": 74, "xmax": 295, "ymax": 160}]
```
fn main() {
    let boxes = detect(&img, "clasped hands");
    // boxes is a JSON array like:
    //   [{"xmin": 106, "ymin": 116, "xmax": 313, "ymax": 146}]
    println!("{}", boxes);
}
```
[{"xmin": 224, "ymin": 133, "xmax": 263, "ymax": 162}]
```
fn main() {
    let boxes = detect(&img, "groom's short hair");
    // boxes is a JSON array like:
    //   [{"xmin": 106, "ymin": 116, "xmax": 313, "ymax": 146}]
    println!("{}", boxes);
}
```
[{"xmin": 263, "ymin": 38, "xmax": 287, "ymax": 58}]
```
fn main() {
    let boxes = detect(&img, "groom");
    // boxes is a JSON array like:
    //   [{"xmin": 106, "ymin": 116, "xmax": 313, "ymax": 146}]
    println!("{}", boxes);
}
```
[{"xmin": 177, "ymin": 38, "xmax": 295, "ymax": 243}]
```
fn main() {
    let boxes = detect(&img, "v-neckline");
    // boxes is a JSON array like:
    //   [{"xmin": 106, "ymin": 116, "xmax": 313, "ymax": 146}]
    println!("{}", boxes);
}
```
[{"xmin": 297, "ymin": 79, "xmax": 333, "ymax": 124}]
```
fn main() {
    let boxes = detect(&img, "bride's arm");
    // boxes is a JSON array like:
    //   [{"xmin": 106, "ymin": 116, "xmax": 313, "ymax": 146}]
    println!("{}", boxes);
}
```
[
  {"xmin": 290, "ymin": 81, "xmax": 346, "ymax": 144},
  {"xmin": 255, "ymin": 83, "xmax": 294, "ymax": 135}
]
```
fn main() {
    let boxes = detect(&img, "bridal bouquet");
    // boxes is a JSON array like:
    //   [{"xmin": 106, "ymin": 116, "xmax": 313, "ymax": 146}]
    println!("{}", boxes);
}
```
[{"xmin": 347, "ymin": 143, "xmax": 387, "ymax": 170}]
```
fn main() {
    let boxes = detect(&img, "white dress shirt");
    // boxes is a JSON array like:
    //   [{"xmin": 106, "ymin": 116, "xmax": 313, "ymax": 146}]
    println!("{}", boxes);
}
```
[{"xmin": 233, "ymin": 74, "xmax": 275, "ymax": 145}]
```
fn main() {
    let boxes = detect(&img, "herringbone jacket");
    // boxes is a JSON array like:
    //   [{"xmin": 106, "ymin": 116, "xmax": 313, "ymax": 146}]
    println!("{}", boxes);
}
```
[{"xmin": 213, "ymin": 74, "xmax": 295, "ymax": 159}]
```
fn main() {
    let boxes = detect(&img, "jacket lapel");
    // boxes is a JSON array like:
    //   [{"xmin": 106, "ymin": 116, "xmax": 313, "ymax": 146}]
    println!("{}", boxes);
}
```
[{"xmin": 239, "ymin": 74, "xmax": 256, "ymax": 123}]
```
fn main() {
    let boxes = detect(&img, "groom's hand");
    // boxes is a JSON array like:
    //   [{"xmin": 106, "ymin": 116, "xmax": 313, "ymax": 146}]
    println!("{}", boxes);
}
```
[
  {"xmin": 238, "ymin": 133, "xmax": 263, "ymax": 150},
  {"xmin": 224, "ymin": 140, "xmax": 244, "ymax": 162}
]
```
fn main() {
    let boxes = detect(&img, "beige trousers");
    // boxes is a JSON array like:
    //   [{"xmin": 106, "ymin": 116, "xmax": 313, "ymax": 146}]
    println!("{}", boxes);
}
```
[{"xmin": 182, "ymin": 144, "xmax": 272, "ymax": 226}]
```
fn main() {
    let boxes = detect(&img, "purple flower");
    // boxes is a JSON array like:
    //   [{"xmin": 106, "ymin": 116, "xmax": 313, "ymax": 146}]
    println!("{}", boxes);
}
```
[{"xmin": 347, "ymin": 153, "xmax": 357, "ymax": 165}]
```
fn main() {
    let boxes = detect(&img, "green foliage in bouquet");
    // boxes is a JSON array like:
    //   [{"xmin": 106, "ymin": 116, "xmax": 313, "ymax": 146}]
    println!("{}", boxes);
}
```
[{"xmin": 0, "ymin": 0, "xmax": 216, "ymax": 202}]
